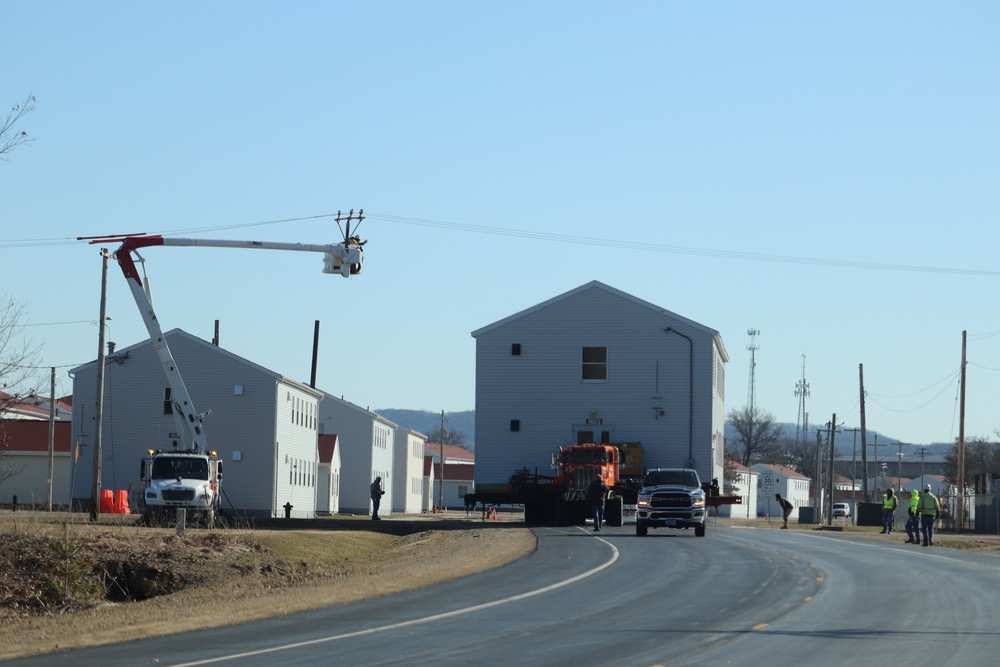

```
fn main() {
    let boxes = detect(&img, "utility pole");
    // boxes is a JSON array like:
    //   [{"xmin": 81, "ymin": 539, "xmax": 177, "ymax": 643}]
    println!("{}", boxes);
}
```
[
  {"xmin": 896, "ymin": 442, "xmax": 903, "ymax": 493},
  {"xmin": 747, "ymin": 329, "xmax": 759, "ymax": 467},
  {"xmin": 826, "ymin": 415, "xmax": 839, "ymax": 526},
  {"xmin": 958, "ymin": 330, "xmax": 967, "ymax": 534},
  {"xmin": 814, "ymin": 429, "xmax": 823, "ymax": 518},
  {"xmin": 91, "ymin": 248, "xmax": 110, "ymax": 522},
  {"xmin": 438, "ymin": 410, "xmax": 445, "ymax": 512},
  {"xmin": 874, "ymin": 434, "xmax": 880, "ymax": 493},
  {"xmin": 46, "ymin": 367, "xmax": 55, "ymax": 512},
  {"xmin": 859, "ymin": 364, "xmax": 869, "ymax": 502}
]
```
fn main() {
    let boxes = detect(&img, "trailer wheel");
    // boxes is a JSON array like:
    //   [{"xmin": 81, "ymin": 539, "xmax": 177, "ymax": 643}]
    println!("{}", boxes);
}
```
[
  {"xmin": 695, "ymin": 522, "xmax": 706, "ymax": 537},
  {"xmin": 636, "ymin": 522, "xmax": 648, "ymax": 537},
  {"xmin": 605, "ymin": 497, "xmax": 623, "ymax": 527}
]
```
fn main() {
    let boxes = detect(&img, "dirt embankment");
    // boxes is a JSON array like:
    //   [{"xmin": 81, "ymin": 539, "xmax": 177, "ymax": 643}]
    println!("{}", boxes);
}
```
[{"xmin": 0, "ymin": 514, "xmax": 536, "ymax": 660}]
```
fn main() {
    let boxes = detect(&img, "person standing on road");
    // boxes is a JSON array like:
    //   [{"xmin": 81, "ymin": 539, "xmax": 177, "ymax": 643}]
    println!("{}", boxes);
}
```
[
  {"xmin": 905, "ymin": 488, "xmax": 921, "ymax": 544},
  {"xmin": 917, "ymin": 484, "xmax": 940, "ymax": 547},
  {"xmin": 587, "ymin": 473, "xmax": 609, "ymax": 532},
  {"xmin": 774, "ymin": 493, "xmax": 793, "ymax": 529},
  {"xmin": 370, "ymin": 476, "xmax": 385, "ymax": 521},
  {"xmin": 880, "ymin": 488, "xmax": 898, "ymax": 534}
]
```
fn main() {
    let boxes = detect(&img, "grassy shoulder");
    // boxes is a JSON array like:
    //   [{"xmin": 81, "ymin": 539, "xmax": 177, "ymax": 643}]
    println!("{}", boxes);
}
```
[
  {"xmin": 0, "ymin": 512, "xmax": 536, "ymax": 660},
  {"xmin": 717, "ymin": 516, "xmax": 1000, "ymax": 551}
]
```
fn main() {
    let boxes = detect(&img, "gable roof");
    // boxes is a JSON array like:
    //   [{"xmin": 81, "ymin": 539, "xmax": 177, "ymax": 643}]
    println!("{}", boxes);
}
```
[
  {"xmin": 750, "ymin": 463, "xmax": 812, "ymax": 480},
  {"xmin": 470, "ymin": 280, "xmax": 728, "ymax": 361},
  {"xmin": 425, "ymin": 443, "xmax": 474, "ymax": 462},
  {"xmin": 70, "ymin": 329, "xmax": 323, "ymax": 399},
  {"xmin": 317, "ymin": 434, "xmax": 338, "ymax": 464},
  {"xmin": 0, "ymin": 391, "xmax": 72, "ymax": 421},
  {"xmin": 319, "ymin": 392, "xmax": 399, "ymax": 427}
]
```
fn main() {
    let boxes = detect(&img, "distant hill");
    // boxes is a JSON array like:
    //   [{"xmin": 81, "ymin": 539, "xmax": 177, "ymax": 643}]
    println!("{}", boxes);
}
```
[
  {"xmin": 377, "ymin": 409, "xmax": 476, "ymax": 450},
  {"xmin": 376, "ymin": 412, "xmax": 949, "ymax": 457},
  {"xmin": 724, "ymin": 421, "xmax": 953, "ymax": 455}
]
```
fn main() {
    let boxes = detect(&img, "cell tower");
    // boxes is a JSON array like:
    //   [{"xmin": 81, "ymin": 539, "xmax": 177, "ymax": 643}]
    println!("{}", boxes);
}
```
[
  {"xmin": 746, "ymin": 329, "xmax": 760, "ymax": 413},
  {"xmin": 795, "ymin": 354, "xmax": 810, "ymax": 443}
]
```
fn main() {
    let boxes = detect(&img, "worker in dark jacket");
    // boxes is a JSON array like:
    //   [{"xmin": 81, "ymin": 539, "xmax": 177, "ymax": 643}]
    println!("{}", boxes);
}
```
[
  {"xmin": 370, "ymin": 476, "xmax": 385, "ymax": 520},
  {"xmin": 587, "ymin": 474, "xmax": 609, "ymax": 532},
  {"xmin": 774, "ymin": 493, "xmax": 793, "ymax": 529}
]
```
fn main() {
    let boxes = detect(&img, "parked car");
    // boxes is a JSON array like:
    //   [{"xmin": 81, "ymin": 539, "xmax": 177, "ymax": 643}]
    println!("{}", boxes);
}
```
[{"xmin": 832, "ymin": 502, "xmax": 851, "ymax": 518}]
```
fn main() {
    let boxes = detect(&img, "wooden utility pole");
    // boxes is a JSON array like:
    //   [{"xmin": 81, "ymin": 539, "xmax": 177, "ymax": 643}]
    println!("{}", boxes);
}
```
[
  {"xmin": 958, "ymin": 330, "xmax": 967, "ymax": 534},
  {"xmin": 91, "ymin": 248, "xmax": 110, "ymax": 522},
  {"xmin": 859, "ymin": 364, "xmax": 869, "ymax": 502},
  {"xmin": 814, "ymin": 430, "xmax": 823, "ymax": 519},
  {"xmin": 826, "ymin": 414, "xmax": 837, "ymax": 526},
  {"xmin": 46, "ymin": 366, "xmax": 55, "ymax": 512},
  {"xmin": 438, "ymin": 410, "xmax": 445, "ymax": 511}
]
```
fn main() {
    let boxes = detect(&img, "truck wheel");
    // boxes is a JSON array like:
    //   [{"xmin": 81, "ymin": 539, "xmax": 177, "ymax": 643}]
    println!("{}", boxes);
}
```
[
  {"xmin": 605, "ymin": 497, "xmax": 623, "ymax": 527},
  {"xmin": 695, "ymin": 522, "xmax": 706, "ymax": 537},
  {"xmin": 636, "ymin": 523, "xmax": 648, "ymax": 537}
]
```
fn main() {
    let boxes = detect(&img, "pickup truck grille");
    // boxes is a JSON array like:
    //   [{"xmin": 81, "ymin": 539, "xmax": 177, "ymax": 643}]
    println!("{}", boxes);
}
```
[
  {"xmin": 650, "ymin": 492, "xmax": 692, "ymax": 508},
  {"xmin": 162, "ymin": 489, "xmax": 195, "ymax": 502}
]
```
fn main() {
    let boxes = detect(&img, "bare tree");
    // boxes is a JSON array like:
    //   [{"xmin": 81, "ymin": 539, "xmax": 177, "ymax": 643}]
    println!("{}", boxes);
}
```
[
  {"xmin": 0, "ymin": 295, "xmax": 44, "ymax": 484},
  {"xmin": 1, "ymin": 94, "xmax": 36, "ymax": 160},
  {"xmin": 426, "ymin": 414, "xmax": 468, "ymax": 450},
  {"xmin": 944, "ymin": 435, "xmax": 1000, "ymax": 493},
  {"xmin": 727, "ymin": 405, "xmax": 784, "ymax": 467}
]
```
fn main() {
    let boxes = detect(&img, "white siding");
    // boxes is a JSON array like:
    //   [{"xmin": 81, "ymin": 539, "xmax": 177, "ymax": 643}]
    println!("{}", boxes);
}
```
[
  {"xmin": 472, "ymin": 282, "xmax": 727, "ymax": 486},
  {"xmin": 70, "ymin": 330, "xmax": 321, "ymax": 518},
  {"xmin": 273, "ymin": 384, "xmax": 322, "ymax": 518},
  {"xmin": 392, "ymin": 429, "xmax": 428, "ymax": 513},
  {"xmin": 318, "ymin": 395, "xmax": 396, "ymax": 515}
]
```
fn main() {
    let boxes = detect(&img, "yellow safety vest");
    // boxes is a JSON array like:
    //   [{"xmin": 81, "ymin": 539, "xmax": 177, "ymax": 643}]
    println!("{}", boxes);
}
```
[
  {"xmin": 883, "ymin": 495, "xmax": 897, "ymax": 510},
  {"xmin": 917, "ymin": 492, "xmax": 939, "ymax": 515}
]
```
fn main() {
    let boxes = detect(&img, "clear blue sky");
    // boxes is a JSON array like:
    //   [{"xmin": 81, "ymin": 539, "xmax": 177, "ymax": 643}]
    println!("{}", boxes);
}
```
[{"xmin": 3, "ymin": 2, "xmax": 999, "ymax": 451}]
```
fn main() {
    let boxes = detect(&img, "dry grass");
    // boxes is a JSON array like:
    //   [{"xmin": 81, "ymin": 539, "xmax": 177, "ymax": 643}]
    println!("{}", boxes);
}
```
[{"xmin": 0, "ymin": 513, "xmax": 536, "ymax": 660}]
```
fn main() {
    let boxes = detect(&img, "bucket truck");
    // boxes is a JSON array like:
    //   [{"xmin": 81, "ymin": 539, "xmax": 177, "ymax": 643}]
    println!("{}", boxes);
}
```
[{"xmin": 82, "ymin": 210, "xmax": 365, "ymax": 526}]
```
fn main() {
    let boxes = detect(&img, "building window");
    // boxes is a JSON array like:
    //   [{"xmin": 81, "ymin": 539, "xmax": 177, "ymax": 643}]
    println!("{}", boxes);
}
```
[{"xmin": 582, "ymin": 346, "xmax": 608, "ymax": 381}]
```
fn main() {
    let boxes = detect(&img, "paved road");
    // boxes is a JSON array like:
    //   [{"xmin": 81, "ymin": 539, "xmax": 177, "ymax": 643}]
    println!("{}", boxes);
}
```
[{"xmin": 8, "ymin": 524, "xmax": 1000, "ymax": 666}]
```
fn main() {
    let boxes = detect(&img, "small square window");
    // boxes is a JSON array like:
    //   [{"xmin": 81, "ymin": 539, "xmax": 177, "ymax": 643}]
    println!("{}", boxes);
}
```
[{"xmin": 582, "ymin": 346, "xmax": 608, "ymax": 381}]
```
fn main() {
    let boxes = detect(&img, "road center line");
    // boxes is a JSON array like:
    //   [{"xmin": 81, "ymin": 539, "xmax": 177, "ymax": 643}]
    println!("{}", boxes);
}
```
[{"xmin": 171, "ymin": 527, "xmax": 619, "ymax": 666}]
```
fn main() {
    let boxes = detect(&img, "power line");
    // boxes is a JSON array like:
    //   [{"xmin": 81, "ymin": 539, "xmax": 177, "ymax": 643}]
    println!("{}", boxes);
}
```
[
  {"xmin": 867, "ymin": 368, "xmax": 962, "ymax": 399},
  {"xmin": 3, "ymin": 210, "xmax": 1000, "ymax": 277},
  {"xmin": 865, "ymin": 374, "xmax": 960, "ymax": 414},
  {"xmin": 367, "ymin": 213, "xmax": 1000, "ymax": 277}
]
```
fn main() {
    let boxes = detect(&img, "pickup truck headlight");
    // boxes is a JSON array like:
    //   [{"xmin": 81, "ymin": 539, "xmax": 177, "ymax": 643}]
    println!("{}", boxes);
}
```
[
  {"xmin": 692, "ymin": 492, "xmax": 705, "ymax": 507},
  {"xmin": 637, "ymin": 494, "xmax": 651, "ymax": 507}
]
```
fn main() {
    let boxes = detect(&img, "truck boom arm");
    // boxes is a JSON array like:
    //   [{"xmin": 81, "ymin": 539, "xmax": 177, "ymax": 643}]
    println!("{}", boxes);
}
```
[{"xmin": 86, "ymin": 231, "xmax": 365, "ymax": 453}]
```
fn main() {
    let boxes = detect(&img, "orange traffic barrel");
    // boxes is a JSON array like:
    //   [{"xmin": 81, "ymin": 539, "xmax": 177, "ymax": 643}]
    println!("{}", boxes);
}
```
[
  {"xmin": 115, "ymin": 489, "xmax": 131, "ymax": 515},
  {"xmin": 99, "ymin": 489, "xmax": 115, "ymax": 513}
]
